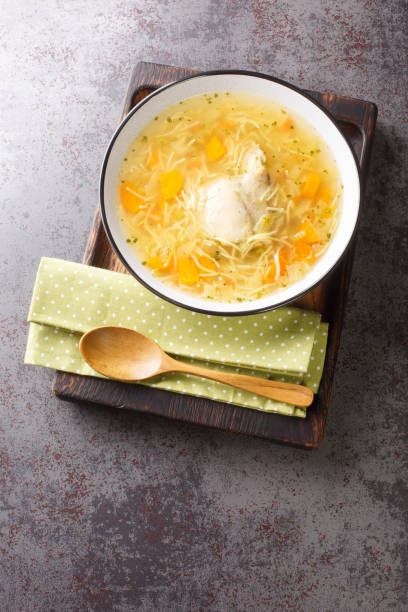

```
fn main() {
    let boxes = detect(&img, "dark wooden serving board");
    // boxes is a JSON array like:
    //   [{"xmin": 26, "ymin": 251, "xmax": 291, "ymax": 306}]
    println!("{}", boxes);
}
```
[{"xmin": 52, "ymin": 62, "xmax": 377, "ymax": 448}]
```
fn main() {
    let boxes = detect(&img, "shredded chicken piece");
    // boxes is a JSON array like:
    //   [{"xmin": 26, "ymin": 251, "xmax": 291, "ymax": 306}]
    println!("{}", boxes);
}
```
[{"xmin": 196, "ymin": 144, "xmax": 272, "ymax": 242}]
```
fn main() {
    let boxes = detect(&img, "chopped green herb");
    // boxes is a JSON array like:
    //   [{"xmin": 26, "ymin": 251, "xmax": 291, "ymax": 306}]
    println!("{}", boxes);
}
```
[
  {"xmin": 124, "ymin": 157, "xmax": 128, "ymax": 161},
  {"xmin": 272, "ymin": 121, "xmax": 277, "ymax": 126},
  {"xmin": 214, "ymin": 93, "xmax": 218, "ymax": 97},
  {"xmin": 290, "ymin": 125, "xmax": 295, "ymax": 129},
  {"xmin": 141, "ymin": 135, "xmax": 148, "ymax": 142},
  {"xmin": 323, "ymin": 169, "xmax": 328, "ymax": 174},
  {"xmin": 214, "ymin": 250, "xmax": 220, "ymax": 261},
  {"xmin": 154, "ymin": 116, "xmax": 158, "ymax": 120},
  {"xmin": 167, "ymin": 116, "xmax": 172, "ymax": 122},
  {"xmin": 142, "ymin": 261, "xmax": 147, "ymax": 265},
  {"xmin": 327, "ymin": 232, "xmax": 332, "ymax": 239},
  {"xmin": 126, "ymin": 238, "xmax": 131, "ymax": 243},
  {"xmin": 281, "ymin": 109, "xmax": 287, "ymax": 114},
  {"xmin": 287, "ymin": 194, "xmax": 292, "ymax": 198}
]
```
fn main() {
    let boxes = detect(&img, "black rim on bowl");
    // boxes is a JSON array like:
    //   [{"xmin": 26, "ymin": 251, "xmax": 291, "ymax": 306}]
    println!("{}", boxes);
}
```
[{"xmin": 100, "ymin": 69, "xmax": 362, "ymax": 316}]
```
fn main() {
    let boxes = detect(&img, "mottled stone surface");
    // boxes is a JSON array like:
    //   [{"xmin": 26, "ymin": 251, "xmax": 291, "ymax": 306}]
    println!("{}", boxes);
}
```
[{"xmin": 1, "ymin": 1, "xmax": 407, "ymax": 610}]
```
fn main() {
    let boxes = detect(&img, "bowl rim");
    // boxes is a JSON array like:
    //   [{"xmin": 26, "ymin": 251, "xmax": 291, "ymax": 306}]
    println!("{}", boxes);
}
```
[{"xmin": 100, "ymin": 69, "xmax": 362, "ymax": 316}]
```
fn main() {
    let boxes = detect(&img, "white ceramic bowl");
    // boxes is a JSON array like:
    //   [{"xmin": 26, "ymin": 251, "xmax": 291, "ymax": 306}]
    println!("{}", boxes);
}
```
[{"xmin": 100, "ymin": 70, "xmax": 360, "ymax": 316}]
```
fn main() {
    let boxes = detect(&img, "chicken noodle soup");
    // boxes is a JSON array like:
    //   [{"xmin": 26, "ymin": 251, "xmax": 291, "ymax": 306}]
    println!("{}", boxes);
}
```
[{"xmin": 117, "ymin": 92, "xmax": 341, "ymax": 302}]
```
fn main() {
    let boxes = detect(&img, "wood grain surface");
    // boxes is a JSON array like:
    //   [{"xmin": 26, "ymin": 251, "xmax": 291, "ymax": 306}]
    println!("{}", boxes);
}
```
[{"xmin": 52, "ymin": 62, "xmax": 377, "ymax": 448}]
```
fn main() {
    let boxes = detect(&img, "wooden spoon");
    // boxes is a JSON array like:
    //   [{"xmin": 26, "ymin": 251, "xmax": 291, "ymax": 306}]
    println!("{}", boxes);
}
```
[{"xmin": 79, "ymin": 326, "xmax": 314, "ymax": 407}]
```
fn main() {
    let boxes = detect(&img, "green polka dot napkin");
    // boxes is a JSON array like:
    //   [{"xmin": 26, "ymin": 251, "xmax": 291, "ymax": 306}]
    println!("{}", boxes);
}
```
[{"xmin": 25, "ymin": 258, "xmax": 329, "ymax": 418}]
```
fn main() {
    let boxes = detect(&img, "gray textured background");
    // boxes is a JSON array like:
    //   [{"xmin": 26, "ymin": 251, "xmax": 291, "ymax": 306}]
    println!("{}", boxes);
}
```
[{"xmin": 1, "ymin": 1, "xmax": 407, "ymax": 610}]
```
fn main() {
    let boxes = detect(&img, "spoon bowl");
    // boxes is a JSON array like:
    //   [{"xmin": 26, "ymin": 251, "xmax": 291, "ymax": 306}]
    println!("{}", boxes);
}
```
[
  {"xmin": 79, "ymin": 326, "xmax": 314, "ymax": 407},
  {"xmin": 80, "ymin": 326, "xmax": 163, "ymax": 380}
]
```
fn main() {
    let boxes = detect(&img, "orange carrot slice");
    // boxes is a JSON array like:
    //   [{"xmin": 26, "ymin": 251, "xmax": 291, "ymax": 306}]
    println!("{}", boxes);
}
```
[
  {"xmin": 160, "ymin": 170, "xmax": 183, "ymax": 201},
  {"xmin": 282, "ymin": 117, "xmax": 295, "ymax": 130},
  {"xmin": 195, "ymin": 253, "xmax": 217, "ymax": 271},
  {"xmin": 296, "ymin": 221, "xmax": 319, "ymax": 244},
  {"xmin": 317, "ymin": 187, "xmax": 332, "ymax": 204},
  {"xmin": 264, "ymin": 249, "xmax": 289, "ymax": 282},
  {"xmin": 146, "ymin": 255, "xmax": 166, "ymax": 270},
  {"xmin": 302, "ymin": 172, "xmax": 321, "ymax": 199},
  {"xmin": 206, "ymin": 135, "xmax": 226, "ymax": 161},
  {"xmin": 178, "ymin": 257, "xmax": 200, "ymax": 284},
  {"xmin": 120, "ymin": 181, "xmax": 144, "ymax": 213},
  {"xmin": 294, "ymin": 240, "xmax": 314, "ymax": 262}
]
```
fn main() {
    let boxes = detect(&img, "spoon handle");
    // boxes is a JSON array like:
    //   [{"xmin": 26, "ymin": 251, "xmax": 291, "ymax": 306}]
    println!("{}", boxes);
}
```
[{"xmin": 164, "ymin": 359, "xmax": 314, "ymax": 407}]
